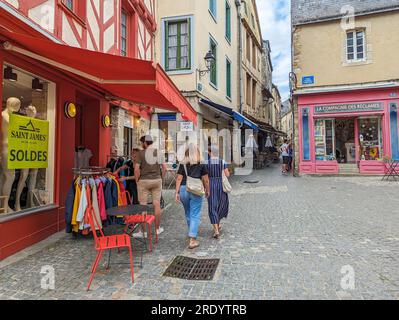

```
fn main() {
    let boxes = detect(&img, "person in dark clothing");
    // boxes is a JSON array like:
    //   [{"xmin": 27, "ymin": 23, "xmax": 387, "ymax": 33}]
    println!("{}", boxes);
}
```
[{"xmin": 118, "ymin": 149, "xmax": 140, "ymax": 204}]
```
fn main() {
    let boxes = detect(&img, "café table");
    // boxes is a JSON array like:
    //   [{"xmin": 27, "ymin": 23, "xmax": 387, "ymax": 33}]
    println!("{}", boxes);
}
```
[
  {"xmin": 382, "ymin": 159, "xmax": 399, "ymax": 181},
  {"xmin": 106, "ymin": 204, "xmax": 155, "ymax": 268}
]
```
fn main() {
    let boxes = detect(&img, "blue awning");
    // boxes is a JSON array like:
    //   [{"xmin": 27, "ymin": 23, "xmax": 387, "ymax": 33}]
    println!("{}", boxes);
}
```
[
  {"xmin": 158, "ymin": 113, "xmax": 177, "ymax": 121},
  {"xmin": 199, "ymin": 98, "xmax": 234, "ymax": 117},
  {"xmin": 232, "ymin": 111, "xmax": 259, "ymax": 131},
  {"xmin": 199, "ymin": 98, "xmax": 258, "ymax": 131}
]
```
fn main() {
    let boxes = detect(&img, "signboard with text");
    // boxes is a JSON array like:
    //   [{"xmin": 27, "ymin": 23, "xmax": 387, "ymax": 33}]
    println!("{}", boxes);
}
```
[
  {"xmin": 180, "ymin": 121, "xmax": 194, "ymax": 132},
  {"xmin": 8, "ymin": 114, "xmax": 49, "ymax": 169},
  {"xmin": 302, "ymin": 76, "xmax": 315, "ymax": 85},
  {"xmin": 314, "ymin": 102, "xmax": 384, "ymax": 114}
]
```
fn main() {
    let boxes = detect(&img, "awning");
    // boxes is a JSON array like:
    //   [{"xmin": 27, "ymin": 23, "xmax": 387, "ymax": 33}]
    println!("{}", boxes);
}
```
[
  {"xmin": 0, "ymin": 29, "xmax": 197, "ymax": 124},
  {"xmin": 199, "ymin": 98, "xmax": 258, "ymax": 131},
  {"xmin": 232, "ymin": 112, "xmax": 259, "ymax": 131},
  {"xmin": 199, "ymin": 98, "xmax": 234, "ymax": 117}
]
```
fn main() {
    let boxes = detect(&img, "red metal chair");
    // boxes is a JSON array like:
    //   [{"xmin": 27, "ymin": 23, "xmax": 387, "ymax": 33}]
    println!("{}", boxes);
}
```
[
  {"xmin": 86, "ymin": 206, "xmax": 134, "ymax": 291},
  {"xmin": 122, "ymin": 191, "xmax": 158, "ymax": 252}
]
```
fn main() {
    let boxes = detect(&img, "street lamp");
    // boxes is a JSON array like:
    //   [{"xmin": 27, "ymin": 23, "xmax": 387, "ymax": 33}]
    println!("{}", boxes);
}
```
[{"xmin": 197, "ymin": 50, "xmax": 216, "ymax": 79}]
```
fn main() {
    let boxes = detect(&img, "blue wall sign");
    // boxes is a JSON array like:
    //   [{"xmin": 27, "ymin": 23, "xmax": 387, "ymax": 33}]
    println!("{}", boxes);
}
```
[{"xmin": 302, "ymin": 76, "xmax": 315, "ymax": 85}]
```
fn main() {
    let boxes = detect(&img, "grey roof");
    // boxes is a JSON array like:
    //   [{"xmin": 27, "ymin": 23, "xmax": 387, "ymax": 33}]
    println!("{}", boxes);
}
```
[{"xmin": 292, "ymin": 0, "xmax": 399, "ymax": 25}]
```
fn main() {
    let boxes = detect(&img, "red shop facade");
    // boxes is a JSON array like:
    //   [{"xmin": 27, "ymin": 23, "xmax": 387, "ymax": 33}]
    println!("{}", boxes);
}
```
[{"xmin": 0, "ymin": 5, "xmax": 196, "ymax": 260}]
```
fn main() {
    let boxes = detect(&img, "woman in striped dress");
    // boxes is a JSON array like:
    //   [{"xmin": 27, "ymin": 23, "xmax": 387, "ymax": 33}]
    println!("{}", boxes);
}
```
[{"xmin": 207, "ymin": 146, "xmax": 230, "ymax": 239}]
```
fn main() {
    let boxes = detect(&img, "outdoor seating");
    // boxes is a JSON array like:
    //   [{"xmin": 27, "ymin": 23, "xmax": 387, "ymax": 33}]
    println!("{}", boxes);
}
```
[
  {"xmin": 87, "ymin": 206, "xmax": 134, "ymax": 291},
  {"xmin": 382, "ymin": 159, "xmax": 399, "ymax": 181}
]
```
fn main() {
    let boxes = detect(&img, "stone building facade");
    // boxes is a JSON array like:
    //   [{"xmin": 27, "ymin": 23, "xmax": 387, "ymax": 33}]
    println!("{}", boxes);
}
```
[{"xmin": 291, "ymin": 0, "xmax": 399, "ymax": 175}]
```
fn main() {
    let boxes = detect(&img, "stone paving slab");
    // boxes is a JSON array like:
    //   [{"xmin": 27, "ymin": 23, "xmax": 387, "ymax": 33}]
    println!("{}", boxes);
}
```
[{"xmin": 0, "ymin": 165, "xmax": 399, "ymax": 300}]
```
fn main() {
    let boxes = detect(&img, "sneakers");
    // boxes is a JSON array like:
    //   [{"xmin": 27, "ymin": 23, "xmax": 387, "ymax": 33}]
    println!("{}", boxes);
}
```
[{"xmin": 156, "ymin": 227, "xmax": 165, "ymax": 235}]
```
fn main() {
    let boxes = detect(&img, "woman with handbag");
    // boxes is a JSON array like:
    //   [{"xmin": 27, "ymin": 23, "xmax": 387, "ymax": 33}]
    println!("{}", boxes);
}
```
[
  {"xmin": 207, "ymin": 146, "xmax": 231, "ymax": 239},
  {"xmin": 175, "ymin": 144, "xmax": 210, "ymax": 249}
]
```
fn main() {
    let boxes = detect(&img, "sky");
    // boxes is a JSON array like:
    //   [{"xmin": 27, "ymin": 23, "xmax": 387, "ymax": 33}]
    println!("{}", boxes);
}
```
[{"xmin": 256, "ymin": 0, "xmax": 291, "ymax": 102}]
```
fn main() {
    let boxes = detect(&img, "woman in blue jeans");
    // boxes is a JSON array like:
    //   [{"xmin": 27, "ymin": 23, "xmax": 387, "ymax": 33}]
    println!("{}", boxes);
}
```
[{"xmin": 175, "ymin": 145, "xmax": 210, "ymax": 249}]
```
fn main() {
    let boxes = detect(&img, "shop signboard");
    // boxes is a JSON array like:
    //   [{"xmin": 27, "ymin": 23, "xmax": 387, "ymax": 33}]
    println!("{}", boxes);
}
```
[
  {"xmin": 180, "ymin": 121, "xmax": 194, "ymax": 132},
  {"xmin": 8, "ymin": 114, "xmax": 49, "ymax": 169},
  {"xmin": 314, "ymin": 102, "xmax": 384, "ymax": 114}
]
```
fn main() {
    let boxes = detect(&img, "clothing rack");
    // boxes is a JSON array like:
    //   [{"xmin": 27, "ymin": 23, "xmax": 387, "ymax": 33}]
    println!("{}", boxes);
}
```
[{"xmin": 72, "ymin": 167, "xmax": 110, "ymax": 176}]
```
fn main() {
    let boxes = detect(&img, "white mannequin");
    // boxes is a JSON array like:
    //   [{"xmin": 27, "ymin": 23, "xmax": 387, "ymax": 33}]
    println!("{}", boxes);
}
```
[
  {"xmin": 1, "ymin": 97, "xmax": 21, "ymax": 213},
  {"xmin": 14, "ymin": 105, "xmax": 37, "ymax": 211}
]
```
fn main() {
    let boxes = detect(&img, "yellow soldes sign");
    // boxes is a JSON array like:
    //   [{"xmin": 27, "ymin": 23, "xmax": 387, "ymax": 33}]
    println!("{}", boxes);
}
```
[{"xmin": 8, "ymin": 114, "xmax": 49, "ymax": 169}]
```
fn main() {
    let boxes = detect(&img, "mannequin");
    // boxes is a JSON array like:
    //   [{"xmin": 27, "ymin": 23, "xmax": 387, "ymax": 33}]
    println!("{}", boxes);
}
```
[
  {"xmin": 14, "ymin": 105, "xmax": 37, "ymax": 211},
  {"xmin": 1, "ymin": 97, "xmax": 22, "ymax": 213},
  {"xmin": 26, "ymin": 105, "xmax": 39, "ymax": 208}
]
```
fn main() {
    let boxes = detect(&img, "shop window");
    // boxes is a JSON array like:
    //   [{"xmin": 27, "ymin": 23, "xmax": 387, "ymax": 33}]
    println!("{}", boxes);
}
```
[
  {"xmin": 159, "ymin": 117, "xmax": 177, "ymax": 163},
  {"xmin": 314, "ymin": 119, "xmax": 335, "ymax": 161},
  {"xmin": 301, "ymin": 108, "xmax": 310, "ymax": 160},
  {"xmin": 1, "ymin": 64, "xmax": 55, "ymax": 216},
  {"xmin": 165, "ymin": 18, "xmax": 191, "ymax": 71},
  {"xmin": 347, "ymin": 30, "xmax": 366, "ymax": 62},
  {"xmin": 358, "ymin": 117, "xmax": 383, "ymax": 161}
]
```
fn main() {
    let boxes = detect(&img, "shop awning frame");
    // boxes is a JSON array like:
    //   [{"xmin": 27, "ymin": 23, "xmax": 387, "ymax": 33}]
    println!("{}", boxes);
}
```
[
  {"xmin": 199, "ymin": 98, "xmax": 259, "ymax": 131},
  {"xmin": 232, "ymin": 112, "xmax": 259, "ymax": 131},
  {"xmin": 199, "ymin": 98, "xmax": 234, "ymax": 118},
  {"xmin": 1, "ymin": 29, "xmax": 197, "ymax": 124}
]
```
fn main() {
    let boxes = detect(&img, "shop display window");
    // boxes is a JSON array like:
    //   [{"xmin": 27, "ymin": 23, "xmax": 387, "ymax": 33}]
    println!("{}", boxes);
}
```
[
  {"xmin": 159, "ymin": 120, "xmax": 177, "ymax": 163},
  {"xmin": 358, "ymin": 117, "xmax": 383, "ymax": 161},
  {"xmin": 1, "ymin": 64, "xmax": 55, "ymax": 216},
  {"xmin": 314, "ymin": 119, "xmax": 335, "ymax": 161}
]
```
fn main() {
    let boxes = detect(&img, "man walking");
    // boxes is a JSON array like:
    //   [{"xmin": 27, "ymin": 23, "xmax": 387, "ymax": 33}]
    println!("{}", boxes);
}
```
[{"xmin": 135, "ymin": 135, "xmax": 167, "ymax": 235}]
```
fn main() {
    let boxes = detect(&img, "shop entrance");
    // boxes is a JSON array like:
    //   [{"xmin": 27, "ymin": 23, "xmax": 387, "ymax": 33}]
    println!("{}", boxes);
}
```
[{"xmin": 334, "ymin": 118, "xmax": 356, "ymax": 164}]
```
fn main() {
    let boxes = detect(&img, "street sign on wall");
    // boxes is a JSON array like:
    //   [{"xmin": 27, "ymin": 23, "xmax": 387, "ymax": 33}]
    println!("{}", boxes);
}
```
[{"xmin": 302, "ymin": 76, "xmax": 315, "ymax": 85}]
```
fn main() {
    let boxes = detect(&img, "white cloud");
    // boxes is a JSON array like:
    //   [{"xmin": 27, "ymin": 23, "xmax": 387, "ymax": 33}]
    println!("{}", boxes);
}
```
[{"xmin": 257, "ymin": 0, "xmax": 291, "ymax": 101}]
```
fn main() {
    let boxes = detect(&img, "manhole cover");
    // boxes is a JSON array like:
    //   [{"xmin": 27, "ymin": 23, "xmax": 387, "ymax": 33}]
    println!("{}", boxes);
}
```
[
  {"xmin": 163, "ymin": 256, "xmax": 220, "ymax": 281},
  {"xmin": 244, "ymin": 180, "xmax": 260, "ymax": 184}
]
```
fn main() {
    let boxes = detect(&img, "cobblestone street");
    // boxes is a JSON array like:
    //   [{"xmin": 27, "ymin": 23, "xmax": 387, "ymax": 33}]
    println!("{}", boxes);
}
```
[{"xmin": 1, "ymin": 165, "xmax": 399, "ymax": 300}]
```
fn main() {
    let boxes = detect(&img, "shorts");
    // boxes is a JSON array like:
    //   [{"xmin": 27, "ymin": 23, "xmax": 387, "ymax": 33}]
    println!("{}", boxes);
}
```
[
  {"xmin": 283, "ymin": 156, "xmax": 290, "ymax": 165},
  {"xmin": 138, "ymin": 179, "xmax": 162, "ymax": 204}
]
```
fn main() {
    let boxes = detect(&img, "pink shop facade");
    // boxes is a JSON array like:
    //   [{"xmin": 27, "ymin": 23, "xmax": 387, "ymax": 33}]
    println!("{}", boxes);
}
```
[{"xmin": 297, "ymin": 87, "xmax": 399, "ymax": 175}]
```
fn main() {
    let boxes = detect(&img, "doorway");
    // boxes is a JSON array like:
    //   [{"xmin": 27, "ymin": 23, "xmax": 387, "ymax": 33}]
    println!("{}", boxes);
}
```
[{"xmin": 334, "ymin": 118, "xmax": 356, "ymax": 164}]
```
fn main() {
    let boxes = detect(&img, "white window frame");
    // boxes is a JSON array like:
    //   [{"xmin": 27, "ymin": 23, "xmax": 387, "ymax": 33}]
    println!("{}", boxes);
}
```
[{"xmin": 346, "ymin": 29, "xmax": 366, "ymax": 63}]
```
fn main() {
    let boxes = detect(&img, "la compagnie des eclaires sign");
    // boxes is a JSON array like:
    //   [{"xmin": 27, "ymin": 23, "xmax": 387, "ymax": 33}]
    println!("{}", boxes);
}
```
[
  {"xmin": 314, "ymin": 102, "xmax": 384, "ymax": 114},
  {"xmin": 8, "ymin": 113, "xmax": 49, "ymax": 170}
]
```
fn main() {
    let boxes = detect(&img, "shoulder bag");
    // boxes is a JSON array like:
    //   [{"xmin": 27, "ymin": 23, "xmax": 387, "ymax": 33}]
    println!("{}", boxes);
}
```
[
  {"xmin": 184, "ymin": 164, "xmax": 205, "ymax": 197},
  {"xmin": 221, "ymin": 161, "xmax": 232, "ymax": 193}
]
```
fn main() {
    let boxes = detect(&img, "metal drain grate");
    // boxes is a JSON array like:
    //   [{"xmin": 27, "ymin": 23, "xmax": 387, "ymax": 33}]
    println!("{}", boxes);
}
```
[{"xmin": 163, "ymin": 256, "xmax": 220, "ymax": 281}]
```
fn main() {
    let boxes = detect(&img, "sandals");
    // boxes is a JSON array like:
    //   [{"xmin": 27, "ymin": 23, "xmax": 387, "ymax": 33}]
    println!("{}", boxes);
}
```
[
  {"xmin": 213, "ymin": 232, "xmax": 220, "ymax": 239},
  {"xmin": 189, "ymin": 239, "xmax": 199, "ymax": 249}
]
